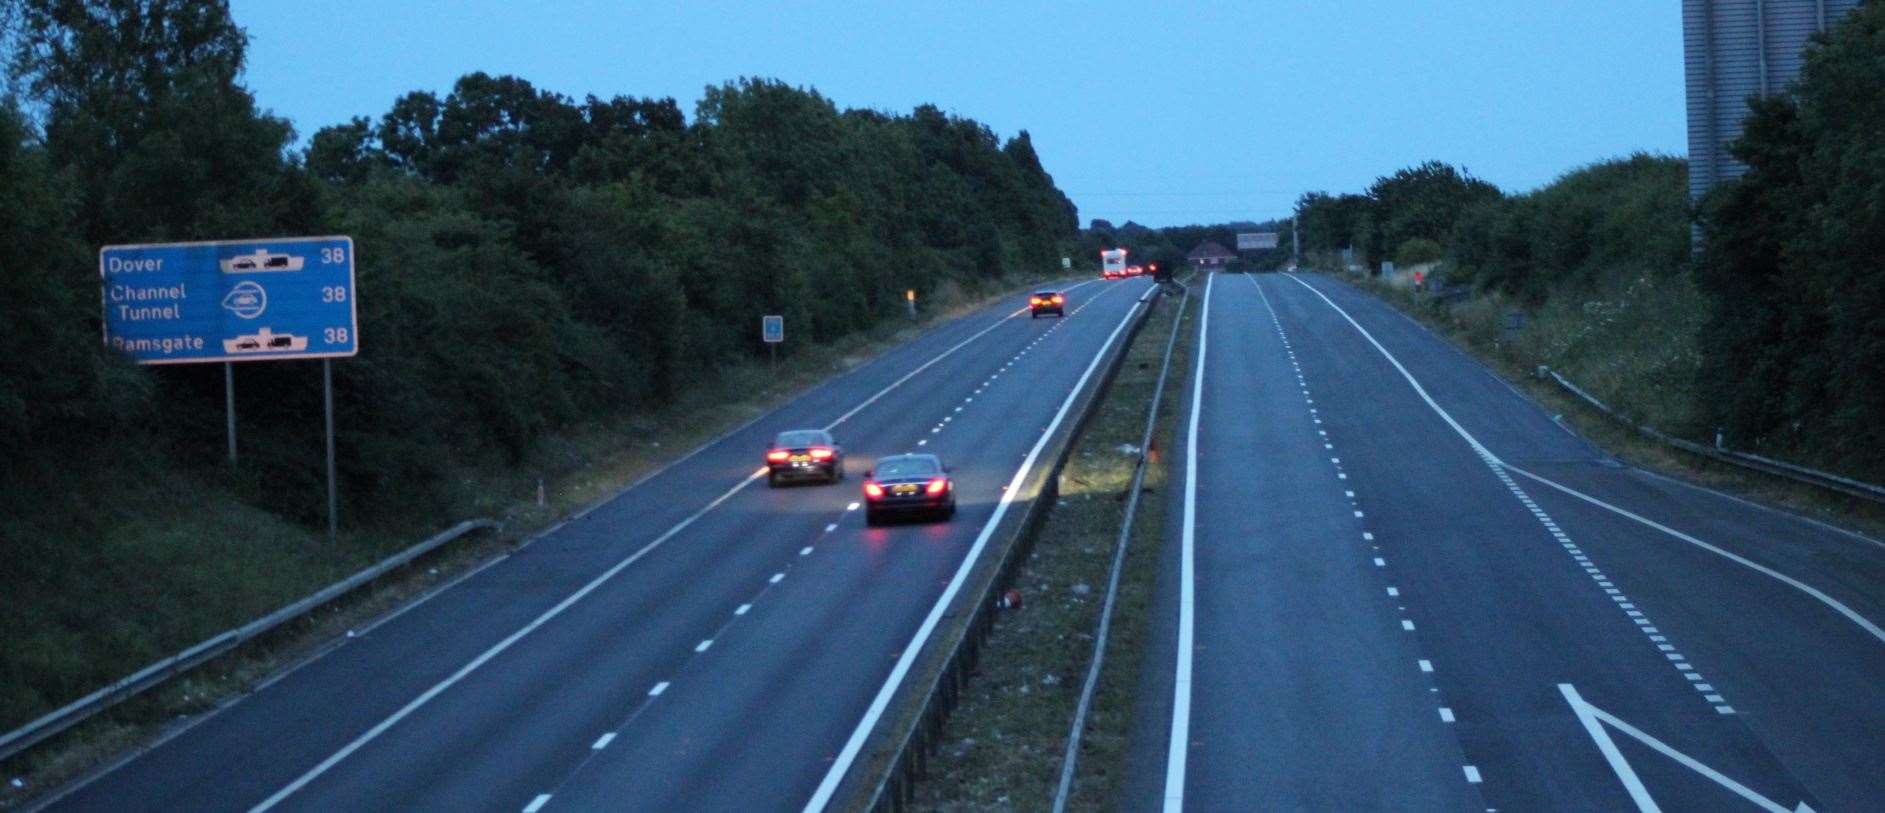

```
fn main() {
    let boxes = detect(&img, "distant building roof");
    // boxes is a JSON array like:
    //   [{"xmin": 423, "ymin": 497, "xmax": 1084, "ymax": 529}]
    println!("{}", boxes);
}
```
[{"xmin": 1187, "ymin": 241, "xmax": 1235, "ymax": 260}]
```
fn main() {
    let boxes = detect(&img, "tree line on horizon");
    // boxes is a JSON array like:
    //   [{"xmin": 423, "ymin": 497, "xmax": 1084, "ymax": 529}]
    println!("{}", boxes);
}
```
[
  {"xmin": 1285, "ymin": 3, "xmax": 1885, "ymax": 480},
  {"xmin": 0, "ymin": 0, "xmax": 1079, "ymax": 523}
]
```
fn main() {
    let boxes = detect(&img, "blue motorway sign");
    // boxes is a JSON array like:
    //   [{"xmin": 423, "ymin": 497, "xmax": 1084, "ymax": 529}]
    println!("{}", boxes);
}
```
[
  {"xmin": 762, "ymin": 314, "xmax": 784, "ymax": 343},
  {"xmin": 99, "ymin": 236, "xmax": 358, "ymax": 365}
]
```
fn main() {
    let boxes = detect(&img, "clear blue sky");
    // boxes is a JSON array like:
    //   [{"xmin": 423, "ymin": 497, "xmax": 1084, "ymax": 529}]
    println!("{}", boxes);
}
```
[{"xmin": 233, "ymin": 1, "xmax": 1685, "ymax": 228}]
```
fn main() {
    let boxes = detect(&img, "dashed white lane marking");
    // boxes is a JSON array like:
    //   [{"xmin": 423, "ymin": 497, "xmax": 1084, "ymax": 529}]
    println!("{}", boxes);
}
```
[
  {"xmin": 695, "ymin": 639, "xmax": 713, "ymax": 653},
  {"xmin": 814, "ymin": 280, "xmax": 1158, "ymax": 813},
  {"xmin": 648, "ymin": 681, "xmax": 670, "ymax": 696},
  {"xmin": 769, "ymin": 572, "xmax": 785, "ymax": 584},
  {"xmin": 800, "ymin": 546, "xmax": 813, "ymax": 556},
  {"xmin": 735, "ymin": 604, "xmax": 751, "ymax": 616},
  {"xmin": 1249, "ymin": 274, "xmax": 1479, "ymax": 793},
  {"xmin": 524, "ymin": 793, "xmax": 552, "ymax": 812},
  {"xmin": 824, "ymin": 523, "xmax": 837, "ymax": 533},
  {"xmin": 846, "ymin": 502, "xmax": 860, "ymax": 511},
  {"xmin": 1279, "ymin": 273, "xmax": 1758, "ymax": 715},
  {"xmin": 591, "ymin": 733, "xmax": 615, "ymax": 750},
  {"xmin": 917, "ymin": 439, "xmax": 929, "ymax": 446}
]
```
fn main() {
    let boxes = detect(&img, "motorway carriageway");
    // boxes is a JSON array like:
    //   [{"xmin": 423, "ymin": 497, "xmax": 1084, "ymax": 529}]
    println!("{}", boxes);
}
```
[
  {"xmin": 1126, "ymin": 272, "xmax": 1884, "ymax": 811},
  {"xmin": 42, "ymin": 276, "xmax": 1156, "ymax": 812}
]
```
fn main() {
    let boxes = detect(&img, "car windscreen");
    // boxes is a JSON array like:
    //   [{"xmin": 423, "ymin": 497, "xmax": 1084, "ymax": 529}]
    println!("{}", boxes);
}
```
[
  {"xmin": 775, "ymin": 431, "xmax": 826, "ymax": 448},
  {"xmin": 876, "ymin": 458, "xmax": 938, "ymax": 478}
]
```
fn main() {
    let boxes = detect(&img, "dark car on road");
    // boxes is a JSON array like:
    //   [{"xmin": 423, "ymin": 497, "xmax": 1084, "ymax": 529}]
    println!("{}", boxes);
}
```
[
  {"xmin": 862, "ymin": 453, "xmax": 956, "ymax": 525},
  {"xmin": 766, "ymin": 429, "xmax": 844, "ymax": 486},
  {"xmin": 1029, "ymin": 291, "xmax": 1065, "ymax": 318}
]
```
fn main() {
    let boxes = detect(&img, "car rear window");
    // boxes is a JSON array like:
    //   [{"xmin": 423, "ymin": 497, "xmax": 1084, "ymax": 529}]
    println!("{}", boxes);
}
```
[
  {"xmin": 776, "ymin": 430, "xmax": 827, "ymax": 447},
  {"xmin": 876, "ymin": 457, "xmax": 938, "ymax": 477},
  {"xmin": 1034, "ymin": 291, "xmax": 1058, "ymax": 297}
]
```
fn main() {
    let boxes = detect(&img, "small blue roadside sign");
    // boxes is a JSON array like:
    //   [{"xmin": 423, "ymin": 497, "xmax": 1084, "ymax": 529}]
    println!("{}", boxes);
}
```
[
  {"xmin": 762, "ymin": 314, "xmax": 784, "ymax": 344},
  {"xmin": 100, "ymin": 236, "xmax": 358, "ymax": 365}
]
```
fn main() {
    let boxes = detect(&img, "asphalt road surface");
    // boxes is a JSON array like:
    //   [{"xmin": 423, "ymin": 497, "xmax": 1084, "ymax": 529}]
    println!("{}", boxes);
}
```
[
  {"xmin": 42, "ymin": 276, "xmax": 1155, "ymax": 813},
  {"xmin": 1127, "ymin": 272, "xmax": 1884, "ymax": 812}
]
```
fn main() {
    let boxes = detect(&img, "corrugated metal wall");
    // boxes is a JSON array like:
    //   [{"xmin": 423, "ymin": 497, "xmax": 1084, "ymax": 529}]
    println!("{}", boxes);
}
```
[{"xmin": 1682, "ymin": 0, "xmax": 1862, "ymax": 201}]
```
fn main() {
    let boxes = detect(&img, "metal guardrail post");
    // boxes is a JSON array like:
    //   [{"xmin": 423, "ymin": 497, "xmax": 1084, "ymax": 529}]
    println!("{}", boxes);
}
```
[{"xmin": 1537, "ymin": 365, "xmax": 1885, "ymax": 506}]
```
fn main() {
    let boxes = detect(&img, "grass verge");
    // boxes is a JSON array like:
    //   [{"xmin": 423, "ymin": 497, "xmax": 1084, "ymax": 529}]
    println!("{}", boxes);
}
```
[
  {"xmin": 1337, "ymin": 269, "xmax": 1885, "ymax": 545},
  {"xmin": 910, "ymin": 283, "xmax": 1194, "ymax": 811},
  {"xmin": 0, "ymin": 272, "xmax": 1067, "ymax": 807}
]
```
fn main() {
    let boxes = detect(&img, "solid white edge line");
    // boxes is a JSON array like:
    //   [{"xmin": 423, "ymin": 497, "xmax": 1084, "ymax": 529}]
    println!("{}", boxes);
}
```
[
  {"xmin": 1508, "ymin": 464, "xmax": 1885, "ymax": 645},
  {"xmin": 1279, "ymin": 273, "xmax": 1883, "ymax": 646},
  {"xmin": 822, "ymin": 277, "xmax": 1103, "ymax": 430},
  {"xmin": 1163, "ymin": 273, "xmax": 1213, "ymax": 812},
  {"xmin": 247, "ymin": 285, "xmax": 1094, "ymax": 811},
  {"xmin": 802, "ymin": 281, "xmax": 1153, "ymax": 812}
]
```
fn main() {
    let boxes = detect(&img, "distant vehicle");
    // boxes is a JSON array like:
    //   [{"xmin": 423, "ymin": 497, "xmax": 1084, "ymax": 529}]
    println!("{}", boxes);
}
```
[
  {"xmin": 1101, "ymin": 248, "xmax": 1127, "ymax": 280},
  {"xmin": 1126, "ymin": 264, "xmax": 1143, "ymax": 277},
  {"xmin": 766, "ymin": 429, "xmax": 844, "ymax": 486},
  {"xmin": 1029, "ymin": 290, "xmax": 1066, "ymax": 318},
  {"xmin": 862, "ymin": 454, "xmax": 956, "ymax": 525}
]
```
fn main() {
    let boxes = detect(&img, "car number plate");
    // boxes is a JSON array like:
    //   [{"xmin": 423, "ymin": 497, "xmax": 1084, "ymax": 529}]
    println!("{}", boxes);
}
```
[{"xmin": 892, "ymin": 484, "xmax": 919, "ymax": 495}]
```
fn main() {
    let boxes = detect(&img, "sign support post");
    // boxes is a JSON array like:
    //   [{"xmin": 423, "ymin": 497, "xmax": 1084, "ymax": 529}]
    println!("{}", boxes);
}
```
[
  {"xmin": 324, "ymin": 358, "xmax": 338, "ymax": 544},
  {"xmin": 224, "ymin": 362, "xmax": 238, "ymax": 465},
  {"xmin": 762, "ymin": 314, "xmax": 784, "ymax": 371},
  {"xmin": 99, "ymin": 234, "xmax": 359, "ymax": 541}
]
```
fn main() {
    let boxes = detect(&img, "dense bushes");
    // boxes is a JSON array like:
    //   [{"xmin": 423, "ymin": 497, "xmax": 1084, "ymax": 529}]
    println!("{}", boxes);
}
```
[
  {"xmin": 0, "ymin": 0, "xmax": 1079, "ymax": 730},
  {"xmin": 1696, "ymin": 2, "xmax": 1885, "ymax": 478},
  {"xmin": 1293, "ymin": 153, "xmax": 1703, "ymax": 436},
  {"xmin": 1449, "ymin": 154, "xmax": 1690, "ymax": 303},
  {"xmin": 0, "ymin": 2, "xmax": 1078, "ymax": 525}
]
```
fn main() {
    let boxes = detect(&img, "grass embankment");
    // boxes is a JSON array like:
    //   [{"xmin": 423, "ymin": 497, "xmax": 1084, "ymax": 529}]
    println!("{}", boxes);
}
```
[
  {"xmin": 912, "ymin": 284, "xmax": 1194, "ymax": 811},
  {"xmin": 0, "ymin": 274, "xmax": 1060, "ymax": 803},
  {"xmin": 1341, "ymin": 269, "xmax": 1885, "ymax": 539}
]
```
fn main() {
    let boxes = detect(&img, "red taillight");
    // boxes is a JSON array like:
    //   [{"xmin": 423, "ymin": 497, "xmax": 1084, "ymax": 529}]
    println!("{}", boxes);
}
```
[
  {"xmin": 766, "ymin": 450, "xmax": 789, "ymax": 463},
  {"xmin": 1052, "ymin": 295, "xmax": 1064, "ymax": 303},
  {"xmin": 1030, "ymin": 297, "xmax": 1044, "ymax": 305},
  {"xmin": 926, "ymin": 477, "xmax": 949, "ymax": 495},
  {"xmin": 809, "ymin": 448, "xmax": 833, "ymax": 460},
  {"xmin": 863, "ymin": 482, "xmax": 884, "ymax": 499}
]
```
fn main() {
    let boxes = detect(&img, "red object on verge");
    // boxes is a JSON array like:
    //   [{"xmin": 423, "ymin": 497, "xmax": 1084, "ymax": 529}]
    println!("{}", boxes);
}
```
[{"xmin": 998, "ymin": 588, "xmax": 1023, "ymax": 609}]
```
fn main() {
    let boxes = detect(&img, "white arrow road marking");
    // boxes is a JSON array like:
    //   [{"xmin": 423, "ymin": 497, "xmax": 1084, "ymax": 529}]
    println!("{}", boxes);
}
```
[{"xmin": 1559, "ymin": 684, "xmax": 1815, "ymax": 813}]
